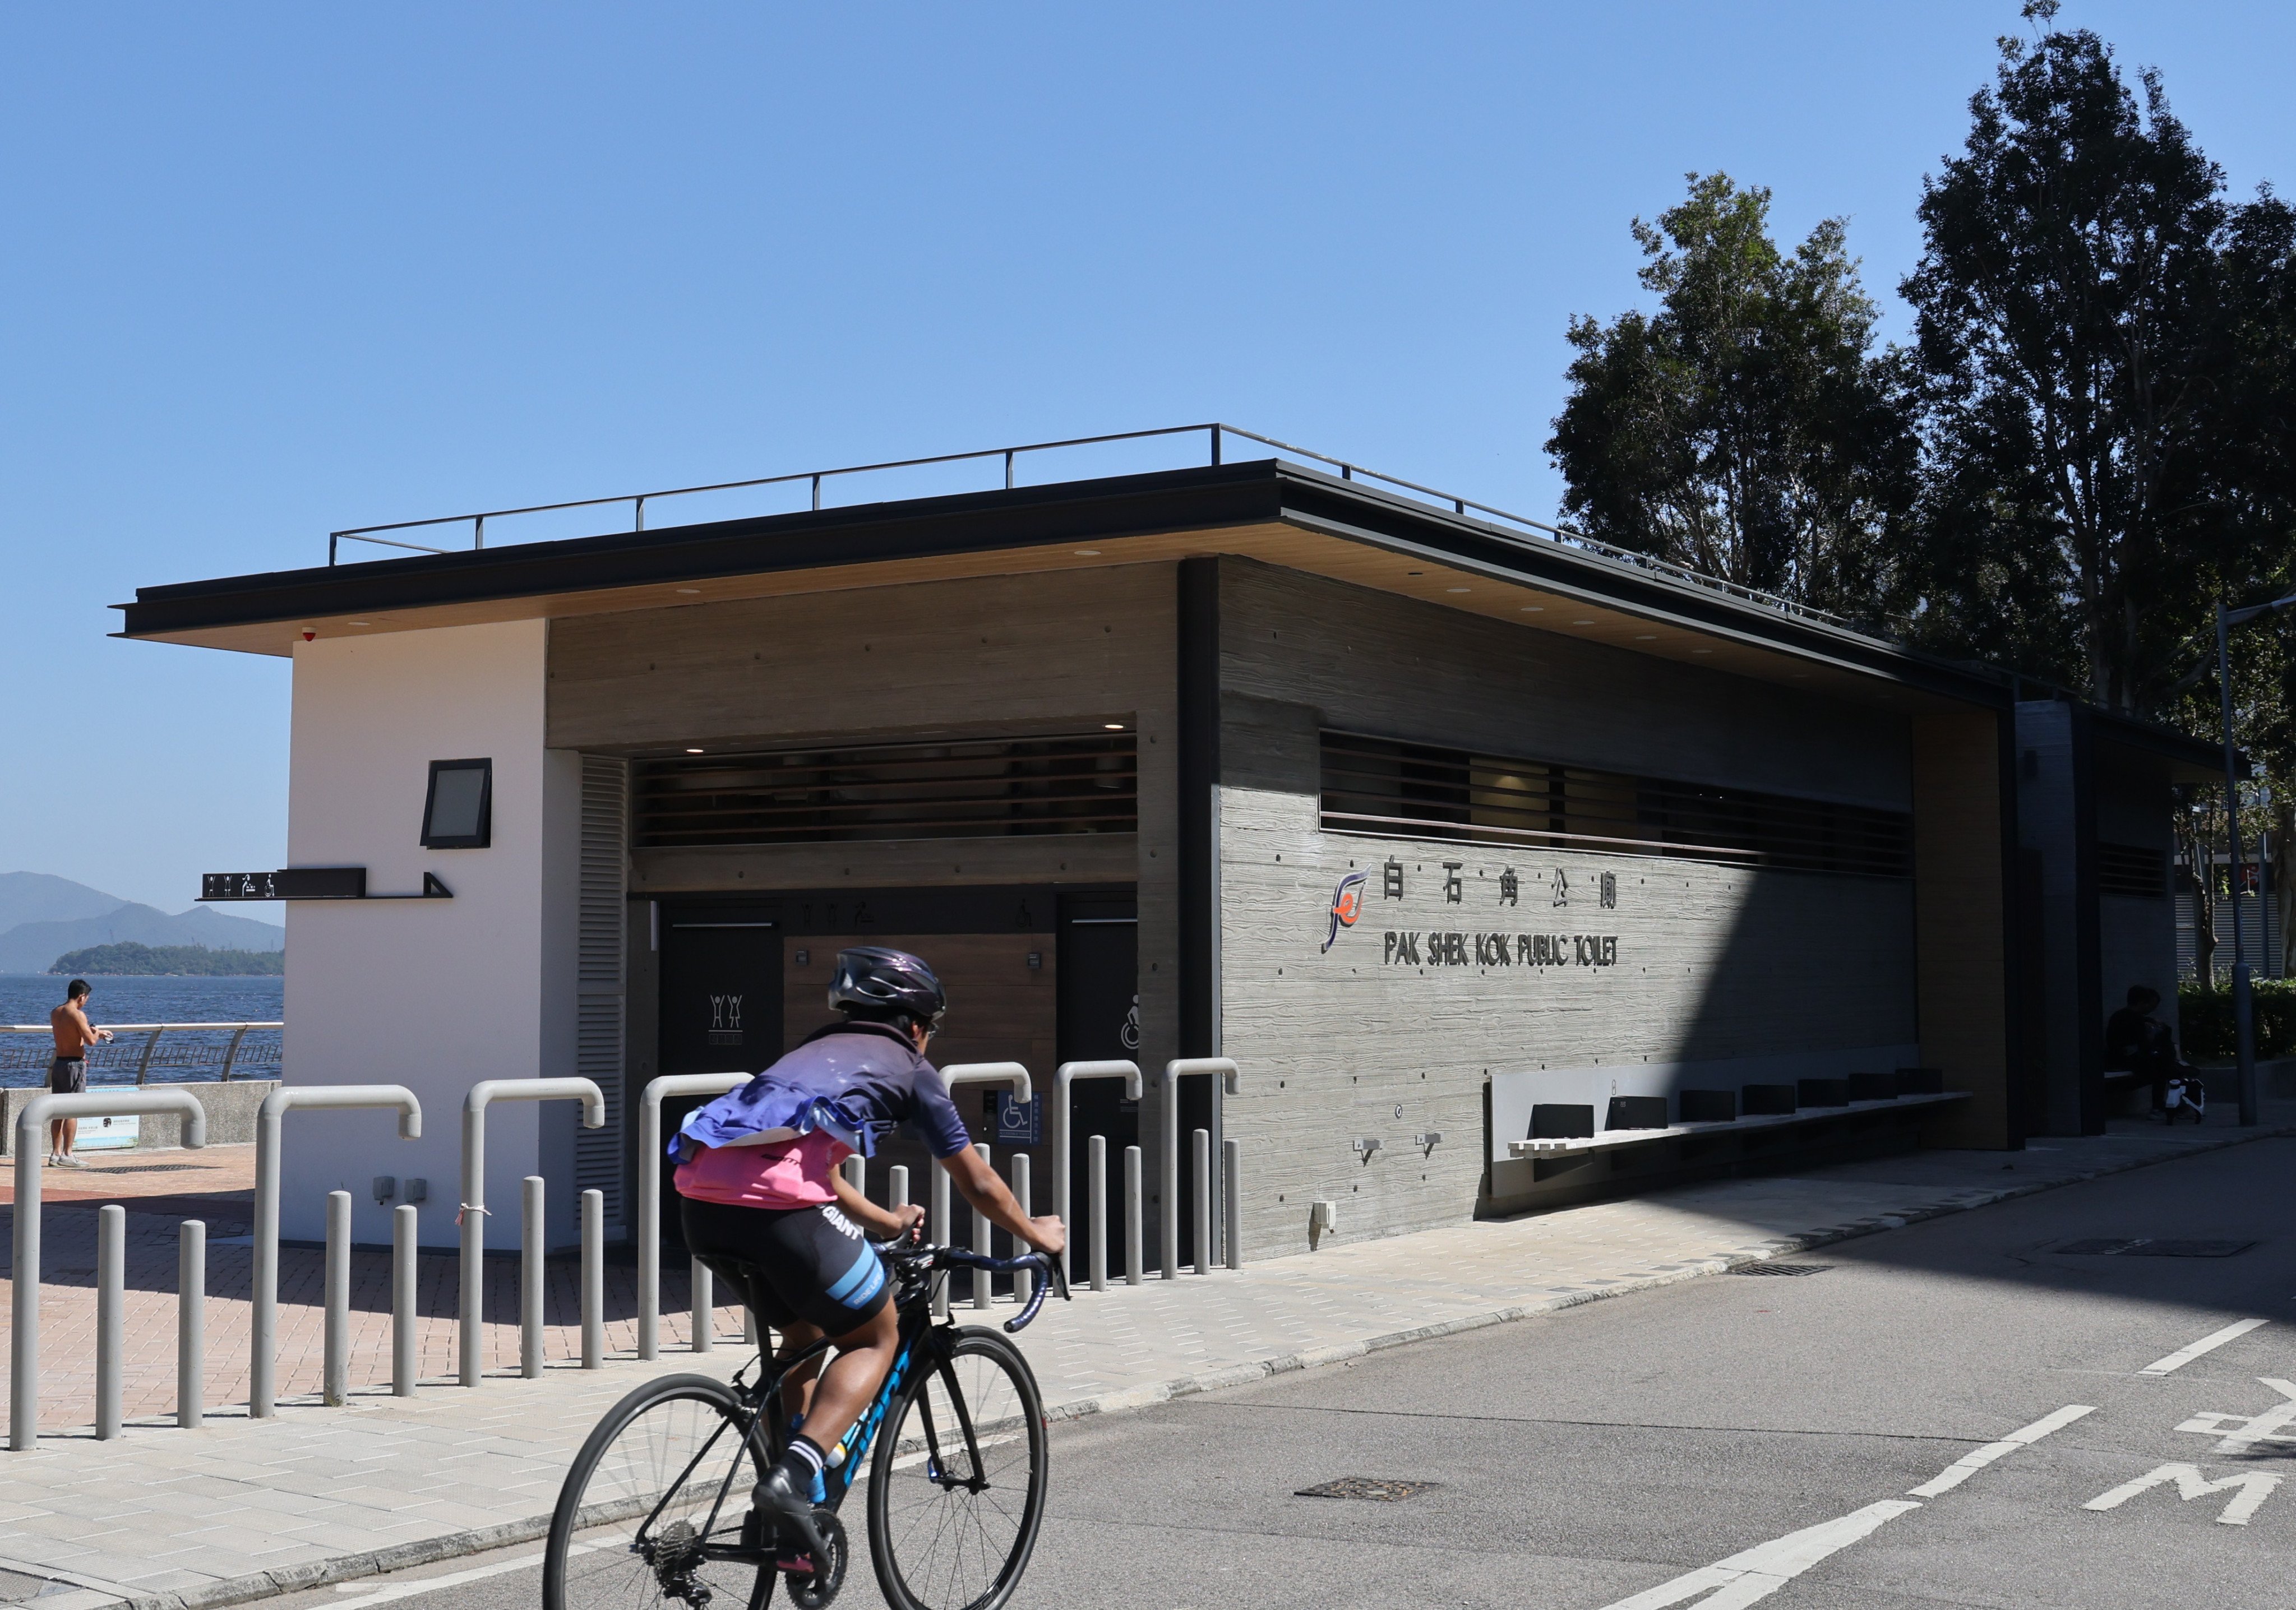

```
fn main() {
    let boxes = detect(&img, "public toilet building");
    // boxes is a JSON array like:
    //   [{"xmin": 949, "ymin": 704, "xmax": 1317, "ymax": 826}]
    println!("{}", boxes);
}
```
[{"xmin": 119, "ymin": 431, "xmax": 2215, "ymax": 1265}]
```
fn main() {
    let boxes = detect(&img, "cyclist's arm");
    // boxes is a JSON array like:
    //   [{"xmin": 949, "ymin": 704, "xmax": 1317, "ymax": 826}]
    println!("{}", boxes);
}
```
[
  {"xmin": 830, "ymin": 1167, "xmax": 921, "ymax": 1241},
  {"xmin": 939, "ymin": 1146, "xmax": 1065, "ymax": 1258}
]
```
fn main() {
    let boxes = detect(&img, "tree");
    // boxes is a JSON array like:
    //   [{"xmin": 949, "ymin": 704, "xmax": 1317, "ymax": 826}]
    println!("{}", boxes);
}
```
[
  {"xmin": 1547, "ymin": 173, "xmax": 1915, "ymax": 622},
  {"xmin": 1896, "ymin": 3, "xmax": 2293, "ymax": 719}
]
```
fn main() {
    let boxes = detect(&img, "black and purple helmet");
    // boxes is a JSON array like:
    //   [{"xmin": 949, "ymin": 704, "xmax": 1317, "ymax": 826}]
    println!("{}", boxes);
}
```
[{"xmin": 826, "ymin": 946, "xmax": 946, "ymax": 1029}]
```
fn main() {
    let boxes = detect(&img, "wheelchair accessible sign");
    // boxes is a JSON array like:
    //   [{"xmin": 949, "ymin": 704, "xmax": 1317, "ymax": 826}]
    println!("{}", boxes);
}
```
[{"xmin": 992, "ymin": 1093, "xmax": 1041, "ymax": 1146}]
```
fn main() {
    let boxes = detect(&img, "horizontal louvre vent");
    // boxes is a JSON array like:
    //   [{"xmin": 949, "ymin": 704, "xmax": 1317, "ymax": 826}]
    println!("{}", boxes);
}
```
[
  {"xmin": 2099, "ymin": 841, "xmax": 2167, "ymax": 898},
  {"xmin": 1320, "ymin": 730, "xmax": 1911, "ymax": 877},
  {"xmin": 635, "ymin": 732, "xmax": 1137, "ymax": 849}
]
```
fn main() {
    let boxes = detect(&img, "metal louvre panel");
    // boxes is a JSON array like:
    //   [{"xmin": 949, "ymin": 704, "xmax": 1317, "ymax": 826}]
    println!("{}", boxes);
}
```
[
  {"xmin": 1320, "ymin": 730, "xmax": 1912, "ymax": 878},
  {"xmin": 577, "ymin": 754, "xmax": 628, "ymax": 1230},
  {"xmin": 2098, "ymin": 840, "xmax": 2168, "ymax": 898},
  {"xmin": 633, "ymin": 732, "xmax": 1137, "ymax": 849}
]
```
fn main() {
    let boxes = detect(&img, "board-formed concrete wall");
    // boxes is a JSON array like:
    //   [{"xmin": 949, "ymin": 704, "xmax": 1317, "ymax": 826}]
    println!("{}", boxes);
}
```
[{"xmin": 1212, "ymin": 562, "xmax": 1920, "ymax": 1259}]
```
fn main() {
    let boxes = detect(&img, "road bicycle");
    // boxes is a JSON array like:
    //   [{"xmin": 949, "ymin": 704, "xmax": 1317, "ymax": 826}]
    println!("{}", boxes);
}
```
[{"xmin": 543, "ymin": 1235, "xmax": 1066, "ymax": 1610}]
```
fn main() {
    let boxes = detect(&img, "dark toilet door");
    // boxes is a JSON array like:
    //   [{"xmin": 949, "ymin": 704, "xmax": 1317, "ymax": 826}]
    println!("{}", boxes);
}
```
[
  {"xmin": 1057, "ymin": 892, "xmax": 1138, "ymax": 1273},
  {"xmin": 656, "ymin": 915, "xmax": 783, "ymax": 1248}
]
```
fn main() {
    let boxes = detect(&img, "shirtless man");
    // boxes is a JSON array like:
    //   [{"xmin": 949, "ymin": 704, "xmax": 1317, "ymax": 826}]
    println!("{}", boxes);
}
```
[{"xmin": 47, "ymin": 979, "xmax": 112, "ymax": 1168}]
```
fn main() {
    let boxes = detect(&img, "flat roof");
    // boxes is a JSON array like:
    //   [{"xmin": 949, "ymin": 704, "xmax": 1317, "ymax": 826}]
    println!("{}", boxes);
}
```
[{"xmin": 125, "ymin": 457, "xmax": 2040, "ymax": 719}]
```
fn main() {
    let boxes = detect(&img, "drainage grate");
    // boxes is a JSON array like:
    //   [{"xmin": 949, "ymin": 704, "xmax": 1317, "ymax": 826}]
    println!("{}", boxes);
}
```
[
  {"xmin": 1731, "ymin": 1262, "xmax": 1833, "ymax": 1277},
  {"xmin": 1295, "ymin": 1477, "xmax": 1439, "ymax": 1502},
  {"xmin": 2054, "ymin": 1238, "xmax": 2254, "ymax": 1259},
  {"xmin": 96, "ymin": 1163, "xmax": 213, "ymax": 1174}
]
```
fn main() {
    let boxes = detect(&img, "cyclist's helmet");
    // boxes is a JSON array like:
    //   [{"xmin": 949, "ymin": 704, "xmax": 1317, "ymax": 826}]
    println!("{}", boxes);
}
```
[{"xmin": 826, "ymin": 946, "xmax": 946, "ymax": 1030}]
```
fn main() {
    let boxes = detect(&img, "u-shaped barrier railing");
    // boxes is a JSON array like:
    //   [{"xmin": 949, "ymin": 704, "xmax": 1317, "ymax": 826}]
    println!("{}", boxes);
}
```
[
  {"xmin": 1161, "ymin": 1058, "xmax": 1239, "ymax": 1279},
  {"xmin": 1052, "ymin": 1060, "xmax": 1142, "ymax": 1286},
  {"xmin": 11, "ymin": 1089, "xmax": 208, "ymax": 1451},
  {"xmin": 460, "ymin": 1078, "xmax": 604, "ymax": 1387},
  {"xmin": 251, "ymin": 1085, "xmax": 422, "ymax": 1417},
  {"xmin": 635, "ymin": 1072, "xmax": 748, "ymax": 1359},
  {"xmin": 936, "ymin": 1064, "xmax": 1032, "ymax": 1316}
]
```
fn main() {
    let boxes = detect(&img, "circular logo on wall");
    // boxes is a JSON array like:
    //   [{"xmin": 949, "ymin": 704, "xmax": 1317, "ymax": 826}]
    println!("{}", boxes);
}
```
[{"xmin": 1322, "ymin": 869, "xmax": 1368, "ymax": 953}]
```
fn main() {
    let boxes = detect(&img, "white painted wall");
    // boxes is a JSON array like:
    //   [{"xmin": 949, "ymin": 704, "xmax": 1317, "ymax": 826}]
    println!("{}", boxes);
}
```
[{"xmin": 280, "ymin": 619, "xmax": 584, "ymax": 1250}]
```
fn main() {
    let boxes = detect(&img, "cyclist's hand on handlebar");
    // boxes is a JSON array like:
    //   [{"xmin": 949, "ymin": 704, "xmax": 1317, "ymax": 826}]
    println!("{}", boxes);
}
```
[
  {"xmin": 892, "ymin": 1203, "xmax": 925, "ymax": 1243},
  {"xmin": 1025, "ymin": 1215, "xmax": 1066, "ymax": 1259}
]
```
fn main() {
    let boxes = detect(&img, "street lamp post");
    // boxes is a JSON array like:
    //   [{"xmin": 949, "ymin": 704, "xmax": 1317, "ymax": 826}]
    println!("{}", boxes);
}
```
[{"xmin": 2215, "ymin": 590, "xmax": 2296, "ymax": 1127}]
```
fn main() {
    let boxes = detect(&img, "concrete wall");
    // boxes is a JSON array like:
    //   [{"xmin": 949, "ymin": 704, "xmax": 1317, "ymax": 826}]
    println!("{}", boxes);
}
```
[
  {"xmin": 0, "ymin": 1080, "xmax": 276, "ymax": 1155},
  {"xmin": 2095, "ymin": 744, "xmax": 2178, "ymax": 1020},
  {"xmin": 281, "ymin": 619, "xmax": 583, "ymax": 1250},
  {"xmin": 1212, "ymin": 565, "xmax": 1922, "ymax": 1258}
]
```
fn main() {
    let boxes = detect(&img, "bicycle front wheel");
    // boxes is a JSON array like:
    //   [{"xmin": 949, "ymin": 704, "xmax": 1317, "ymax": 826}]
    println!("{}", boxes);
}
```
[
  {"xmin": 866, "ymin": 1326, "xmax": 1049, "ymax": 1610},
  {"xmin": 545, "ymin": 1372, "xmax": 769, "ymax": 1610}
]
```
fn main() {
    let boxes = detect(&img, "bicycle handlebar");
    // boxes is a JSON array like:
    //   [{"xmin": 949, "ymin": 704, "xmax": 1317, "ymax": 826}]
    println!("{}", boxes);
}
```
[{"xmin": 883, "ymin": 1240, "xmax": 1071, "ymax": 1334}]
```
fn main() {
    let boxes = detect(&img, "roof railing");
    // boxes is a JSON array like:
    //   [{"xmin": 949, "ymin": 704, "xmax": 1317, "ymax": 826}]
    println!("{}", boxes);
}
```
[{"xmin": 326, "ymin": 422, "xmax": 1844, "ymax": 626}]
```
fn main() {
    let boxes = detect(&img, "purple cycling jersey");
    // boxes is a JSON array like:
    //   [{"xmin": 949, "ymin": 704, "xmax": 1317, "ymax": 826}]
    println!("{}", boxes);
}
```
[{"xmin": 671, "ymin": 1020, "xmax": 973, "ymax": 1164}]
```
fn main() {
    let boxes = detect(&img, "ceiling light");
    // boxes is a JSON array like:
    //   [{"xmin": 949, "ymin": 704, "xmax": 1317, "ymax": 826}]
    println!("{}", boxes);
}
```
[
  {"xmin": 1074, "ymin": 549, "xmax": 1101, "ymax": 557},
  {"xmin": 1103, "ymin": 723, "xmax": 1125, "ymax": 730},
  {"xmin": 1446, "ymin": 586, "xmax": 1471, "ymax": 594},
  {"xmin": 1572, "ymin": 619, "xmax": 1595, "ymax": 626},
  {"xmin": 1634, "ymin": 634, "xmax": 1657, "ymax": 641},
  {"xmin": 685, "ymin": 747, "xmax": 705, "ymax": 754},
  {"xmin": 676, "ymin": 587, "xmax": 701, "ymax": 595},
  {"xmin": 1519, "ymin": 606, "xmax": 1544, "ymax": 613},
  {"xmin": 348, "ymin": 620, "xmax": 369, "ymax": 627}
]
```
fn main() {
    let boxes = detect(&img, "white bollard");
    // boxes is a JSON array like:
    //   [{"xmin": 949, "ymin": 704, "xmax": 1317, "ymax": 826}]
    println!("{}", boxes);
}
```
[
  {"xmin": 96, "ymin": 1205, "xmax": 124, "ymax": 1439},
  {"xmin": 889, "ymin": 1164, "xmax": 909, "ymax": 1212},
  {"xmin": 581, "ymin": 1188, "xmax": 603, "ymax": 1370},
  {"xmin": 692, "ymin": 1257, "xmax": 713, "ymax": 1353},
  {"xmin": 931, "ymin": 1164, "xmax": 951, "ymax": 1318},
  {"xmin": 972, "ymin": 1144, "xmax": 994, "ymax": 1310},
  {"xmin": 324, "ymin": 1190, "xmax": 352, "ymax": 1405},
  {"xmin": 842, "ymin": 1154, "xmax": 864, "ymax": 1195},
  {"xmin": 1013, "ymin": 1153, "xmax": 1032, "ymax": 1307},
  {"xmin": 521, "ymin": 1176, "xmax": 546, "ymax": 1379},
  {"xmin": 1192, "ymin": 1128, "xmax": 1211, "ymax": 1275},
  {"xmin": 178, "ymin": 1219, "xmax": 205, "ymax": 1429},
  {"xmin": 1224, "ymin": 1137, "xmax": 1242, "ymax": 1271},
  {"xmin": 1124, "ymin": 1145, "xmax": 1143, "ymax": 1286},
  {"xmin": 392, "ymin": 1204, "xmax": 417, "ymax": 1396},
  {"xmin": 1088, "ymin": 1136, "xmax": 1108, "ymax": 1292}
]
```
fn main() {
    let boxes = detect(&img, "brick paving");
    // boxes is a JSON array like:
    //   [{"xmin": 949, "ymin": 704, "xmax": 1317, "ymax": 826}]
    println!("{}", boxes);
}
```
[{"xmin": 0, "ymin": 1111, "xmax": 2282, "ymax": 1608}]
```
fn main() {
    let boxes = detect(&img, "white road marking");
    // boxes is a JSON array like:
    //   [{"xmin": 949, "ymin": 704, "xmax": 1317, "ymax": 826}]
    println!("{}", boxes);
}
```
[
  {"xmin": 2138, "ymin": 1318, "xmax": 2266, "ymax": 1377},
  {"xmin": 1598, "ymin": 1501, "xmax": 1921, "ymax": 1609},
  {"xmin": 1906, "ymin": 1403, "xmax": 2096, "ymax": 1497},
  {"xmin": 2084, "ymin": 1463, "xmax": 2283, "ymax": 1526},
  {"xmin": 2175, "ymin": 1377, "xmax": 2296, "ymax": 1454},
  {"xmin": 326, "ymin": 1540, "xmax": 609, "ymax": 1609}
]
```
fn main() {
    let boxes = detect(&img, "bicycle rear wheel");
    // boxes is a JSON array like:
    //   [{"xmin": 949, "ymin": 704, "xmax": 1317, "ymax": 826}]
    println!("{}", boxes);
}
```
[
  {"xmin": 866, "ymin": 1327, "xmax": 1048, "ymax": 1610},
  {"xmin": 546, "ymin": 1372, "xmax": 770, "ymax": 1610}
]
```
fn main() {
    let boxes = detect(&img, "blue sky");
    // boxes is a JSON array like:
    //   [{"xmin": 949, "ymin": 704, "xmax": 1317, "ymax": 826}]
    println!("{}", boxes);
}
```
[{"xmin": 3, "ymin": 2, "xmax": 2289, "ymax": 913}]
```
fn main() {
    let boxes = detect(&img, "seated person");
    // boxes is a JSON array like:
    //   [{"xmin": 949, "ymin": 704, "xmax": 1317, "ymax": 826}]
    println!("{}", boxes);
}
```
[
  {"xmin": 2101, "ymin": 984, "xmax": 2194, "ymax": 1115},
  {"xmin": 671, "ymin": 946, "xmax": 1064, "ymax": 1567}
]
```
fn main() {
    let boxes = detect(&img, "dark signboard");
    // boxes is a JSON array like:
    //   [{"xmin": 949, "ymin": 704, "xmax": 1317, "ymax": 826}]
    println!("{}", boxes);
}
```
[{"xmin": 201, "ymin": 867, "xmax": 368, "ymax": 901}]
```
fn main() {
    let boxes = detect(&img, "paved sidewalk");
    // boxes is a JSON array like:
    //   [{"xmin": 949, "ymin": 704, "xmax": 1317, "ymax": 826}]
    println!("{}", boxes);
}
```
[{"xmin": 0, "ymin": 1108, "xmax": 2285, "ymax": 1609}]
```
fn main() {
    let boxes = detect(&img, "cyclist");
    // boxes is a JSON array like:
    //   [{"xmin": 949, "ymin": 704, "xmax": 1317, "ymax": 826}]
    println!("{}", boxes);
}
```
[{"xmin": 670, "ymin": 945, "xmax": 1064, "ymax": 1564}]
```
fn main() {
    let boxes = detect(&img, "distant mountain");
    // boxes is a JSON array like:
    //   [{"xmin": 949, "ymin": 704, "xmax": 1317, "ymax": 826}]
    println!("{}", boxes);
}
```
[{"xmin": 0, "ymin": 872, "xmax": 284, "ymax": 974}]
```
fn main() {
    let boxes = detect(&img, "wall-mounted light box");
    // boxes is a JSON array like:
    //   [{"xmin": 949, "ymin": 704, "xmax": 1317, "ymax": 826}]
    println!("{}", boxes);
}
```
[{"xmin": 421, "ymin": 758, "xmax": 492, "ymax": 849}]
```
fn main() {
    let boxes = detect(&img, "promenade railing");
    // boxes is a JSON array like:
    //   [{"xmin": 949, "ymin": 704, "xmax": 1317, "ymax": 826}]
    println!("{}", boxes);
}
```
[{"xmin": 0, "ymin": 1023, "xmax": 282, "ymax": 1084}]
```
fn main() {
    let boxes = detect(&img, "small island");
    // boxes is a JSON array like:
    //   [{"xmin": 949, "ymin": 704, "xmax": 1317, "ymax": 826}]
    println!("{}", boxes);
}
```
[{"xmin": 50, "ymin": 941, "xmax": 285, "ymax": 977}]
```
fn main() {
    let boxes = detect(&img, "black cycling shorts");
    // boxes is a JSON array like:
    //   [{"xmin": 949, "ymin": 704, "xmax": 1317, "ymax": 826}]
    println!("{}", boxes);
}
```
[{"xmin": 680, "ymin": 1196, "xmax": 892, "ymax": 1335}]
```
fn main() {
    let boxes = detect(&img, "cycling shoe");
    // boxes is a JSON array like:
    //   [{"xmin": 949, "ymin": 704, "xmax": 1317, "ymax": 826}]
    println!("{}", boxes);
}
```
[{"xmin": 751, "ymin": 1466, "xmax": 830, "ymax": 1571}]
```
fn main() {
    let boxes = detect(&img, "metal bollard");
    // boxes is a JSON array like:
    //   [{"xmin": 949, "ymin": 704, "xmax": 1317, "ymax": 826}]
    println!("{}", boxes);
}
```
[
  {"xmin": 931, "ymin": 1164, "xmax": 951, "ymax": 1318},
  {"xmin": 1124, "ymin": 1145, "xmax": 1143, "ymax": 1285},
  {"xmin": 96, "ymin": 1205, "xmax": 124, "ymax": 1439},
  {"xmin": 392, "ymin": 1204, "xmax": 418, "ymax": 1396},
  {"xmin": 1012, "ymin": 1154, "xmax": 1032, "ymax": 1307},
  {"xmin": 581, "ymin": 1188, "xmax": 603, "ymax": 1370},
  {"xmin": 972, "ymin": 1144, "xmax": 994, "ymax": 1310},
  {"xmin": 1192, "ymin": 1129, "xmax": 1211, "ymax": 1274},
  {"xmin": 889, "ymin": 1164, "xmax": 910, "ymax": 1213},
  {"xmin": 742, "ymin": 1305, "xmax": 758, "ymax": 1345},
  {"xmin": 1088, "ymin": 1135, "xmax": 1107, "ymax": 1292},
  {"xmin": 692, "ymin": 1257, "xmax": 713, "ymax": 1353},
  {"xmin": 521, "ymin": 1177, "xmax": 546, "ymax": 1380},
  {"xmin": 1223, "ymin": 1137, "xmax": 1241, "ymax": 1271},
  {"xmin": 178, "ymin": 1220, "xmax": 204, "ymax": 1429},
  {"xmin": 324, "ymin": 1190, "xmax": 352, "ymax": 1405},
  {"xmin": 842, "ymin": 1155, "xmax": 864, "ymax": 1195}
]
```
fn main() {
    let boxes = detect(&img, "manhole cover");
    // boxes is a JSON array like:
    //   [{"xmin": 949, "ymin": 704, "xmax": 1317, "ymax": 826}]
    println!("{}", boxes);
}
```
[
  {"xmin": 1731, "ymin": 1262, "xmax": 1833, "ymax": 1277},
  {"xmin": 2055, "ymin": 1238, "xmax": 2253, "ymax": 1259},
  {"xmin": 1294, "ymin": 1477, "xmax": 1438, "ymax": 1502}
]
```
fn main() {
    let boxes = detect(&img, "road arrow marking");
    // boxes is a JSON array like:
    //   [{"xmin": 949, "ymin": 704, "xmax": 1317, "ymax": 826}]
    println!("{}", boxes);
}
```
[{"xmin": 2176, "ymin": 1377, "xmax": 2296, "ymax": 1454}]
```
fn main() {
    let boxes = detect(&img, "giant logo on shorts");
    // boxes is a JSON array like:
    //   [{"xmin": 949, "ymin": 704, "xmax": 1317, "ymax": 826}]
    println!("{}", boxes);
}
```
[{"xmin": 1322, "ymin": 869, "xmax": 1368, "ymax": 952}]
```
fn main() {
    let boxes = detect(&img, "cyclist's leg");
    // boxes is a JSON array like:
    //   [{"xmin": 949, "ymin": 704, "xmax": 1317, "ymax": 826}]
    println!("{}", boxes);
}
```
[{"xmin": 773, "ymin": 1299, "xmax": 898, "ymax": 1457}]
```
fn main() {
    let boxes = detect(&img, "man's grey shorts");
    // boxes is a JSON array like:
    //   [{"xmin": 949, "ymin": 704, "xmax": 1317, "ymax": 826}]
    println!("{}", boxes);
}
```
[{"xmin": 48, "ymin": 1058, "xmax": 86, "ymax": 1095}]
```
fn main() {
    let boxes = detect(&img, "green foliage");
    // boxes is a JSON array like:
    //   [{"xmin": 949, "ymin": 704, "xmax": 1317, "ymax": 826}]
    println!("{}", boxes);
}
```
[
  {"xmin": 1546, "ymin": 173, "xmax": 1915, "ymax": 623},
  {"xmin": 50, "ymin": 941, "xmax": 284, "ymax": 977},
  {"xmin": 2178, "ymin": 979, "xmax": 2296, "ymax": 1060}
]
